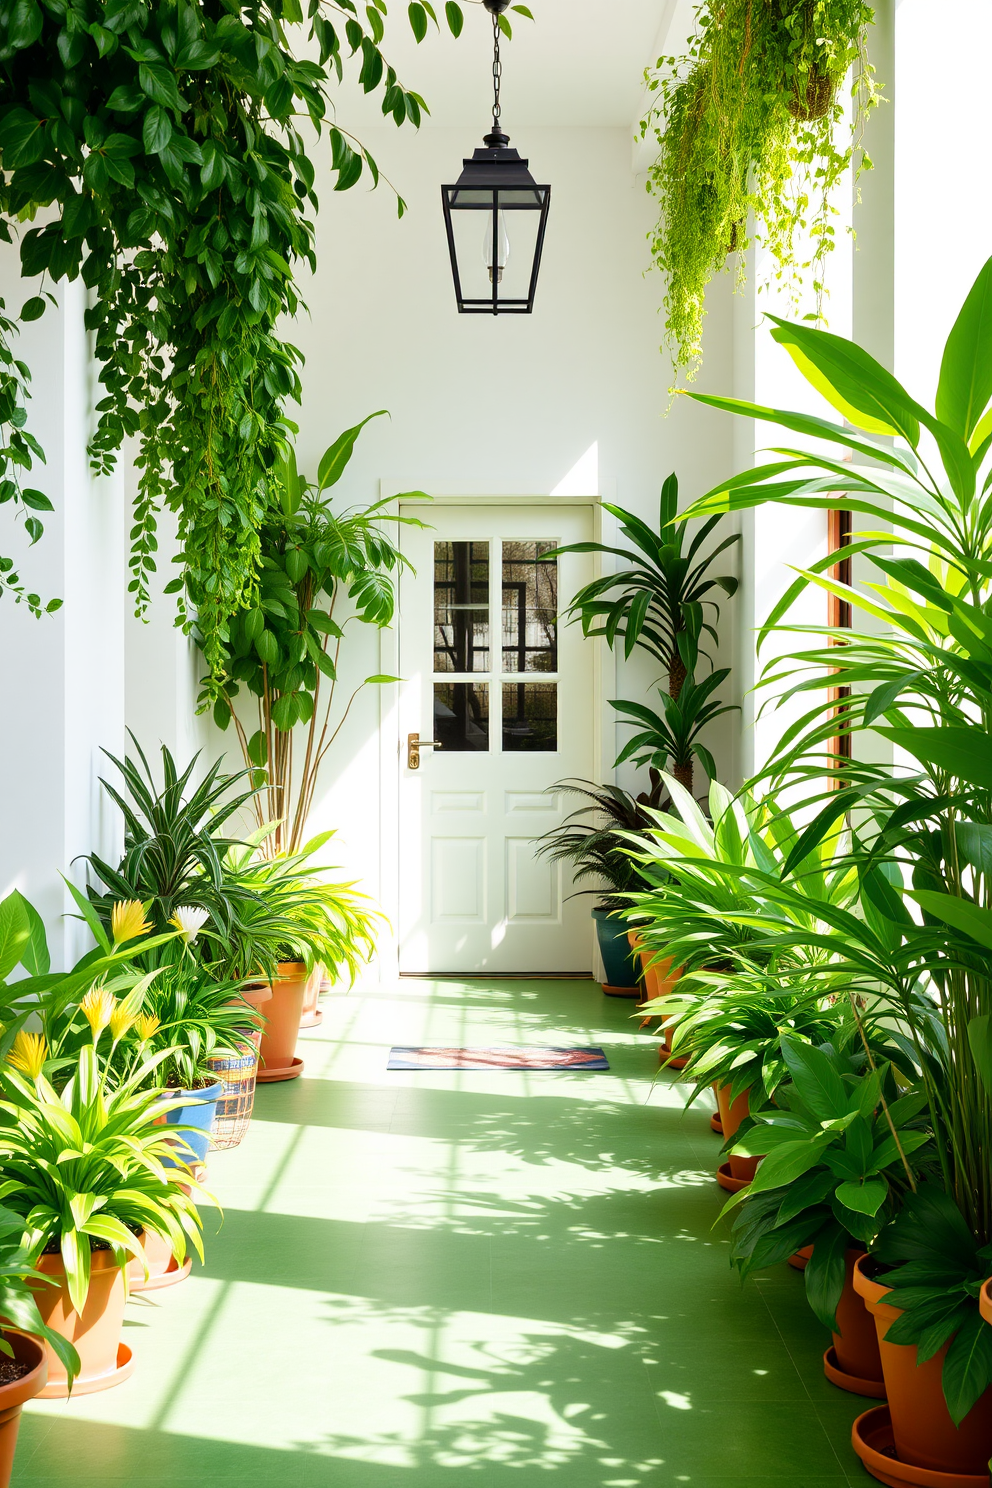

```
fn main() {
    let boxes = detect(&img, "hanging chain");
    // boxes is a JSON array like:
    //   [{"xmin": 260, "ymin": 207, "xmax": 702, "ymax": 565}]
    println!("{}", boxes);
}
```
[{"xmin": 491, "ymin": 9, "xmax": 502, "ymax": 132}]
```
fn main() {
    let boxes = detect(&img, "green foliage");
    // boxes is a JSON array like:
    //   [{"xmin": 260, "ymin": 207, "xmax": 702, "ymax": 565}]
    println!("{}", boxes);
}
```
[
  {"xmin": 0, "ymin": 1203, "xmax": 80, "ymax": 1386},
  {"xmin": 727, "ymin": 1036, "xmax": 930, "ymax": 1331},
  {"xmin": 119, "ymin": 951, "xmax": 263, "ymax": 1091},
  {"xmin": 0, "ymin": 0, "xmax": 464, "ymax": 670},
  {"xmin": 546, "ymin": 476, "xmax": 739, "ymax": 794},
  {"xmin": 0, "ymin": 1039, "xmax": 210, "ymax": 1314},
  {"xmin": 874, "ymin": 1187, "xmax": 992, "ymax": 1426},
  {"xmin": 205, "ymin": 413, "xmax": 425, "ymax": 853},
  {"xmin": 642, "ymin": 0, "xmax": 878, "ymax": 373},
  {"xmin": 533, "ymin": 773, "xmax": 670, "ymax": 907}
]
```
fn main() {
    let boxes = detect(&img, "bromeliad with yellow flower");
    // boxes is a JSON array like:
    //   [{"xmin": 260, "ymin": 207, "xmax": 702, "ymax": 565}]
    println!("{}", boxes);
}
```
[
  {"xmin": 111, "ymin": 900, "xmax": 151, "ymax": 946},
  {"xmin": 7, "ymin": 1031, "xmax": 48, "ymax": 1081}
]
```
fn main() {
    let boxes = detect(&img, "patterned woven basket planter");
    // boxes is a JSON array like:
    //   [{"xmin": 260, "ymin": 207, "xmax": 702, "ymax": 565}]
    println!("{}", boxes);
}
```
[{"xmin": 207, "ymin": 1029, "xmax": 263, "ymax": 1150}]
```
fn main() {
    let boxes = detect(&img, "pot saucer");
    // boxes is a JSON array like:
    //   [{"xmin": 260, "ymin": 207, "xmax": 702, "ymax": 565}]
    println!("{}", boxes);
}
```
[
  {"xmin": 38, "ymin": 1343, "xmax": 133, "ymax": 1398},
  {"xmin": 602, "ymin": 984, "xmax": 641, "ymax": 999},
  {"xmin": 852, "ymin": 1406, "xmax": 990, "ymax": 1487},
  {"xmin": 716, "ymin": 1161, "xmax": 750, "ymax": 1194},
  {"xmin": 131, "ymin": 1255, "xmax": 192, "ymax": 1293},
  {"xmin": 710, "ymin": 1111, "xmax": 723, "ymax": 1134},
  {"xmin": 824, "ymin": 1345, "xmax": 886, "ymax": 1398},
  {"xmin": 300, "ymin": 1009, "xmax": 324, "ymax": 1029},
  {"xmin": 257, "ymin": 1055, "xmax": 304, "ymax": 1084}
]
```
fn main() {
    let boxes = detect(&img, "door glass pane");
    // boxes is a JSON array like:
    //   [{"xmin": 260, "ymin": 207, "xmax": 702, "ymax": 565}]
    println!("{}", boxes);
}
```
[
  {"xmin": 434, "ymin": 541, "xmax": 490, "ymax": 673},
  {"xmin": 434, "ymin": 682, "xmax": 489, "ymax": 752},
  {"xmin": 502, "ymin": 541, "xmax": 557, "ymax": 673},
  {"xmin": 502, "ymin": 682, "xmax": 557, "ymax": 752}
]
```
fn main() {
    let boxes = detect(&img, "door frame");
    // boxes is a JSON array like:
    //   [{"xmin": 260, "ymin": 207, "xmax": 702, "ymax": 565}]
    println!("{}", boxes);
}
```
[{"xmin": 375, "ymin": 488, "xmax": 616, "ymax": 982}]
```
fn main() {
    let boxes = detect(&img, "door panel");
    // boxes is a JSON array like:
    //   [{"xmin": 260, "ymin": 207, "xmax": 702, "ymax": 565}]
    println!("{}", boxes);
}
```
[{"xmin": 398, "ymin": 504, "xmax": 595, "ymax": 974}]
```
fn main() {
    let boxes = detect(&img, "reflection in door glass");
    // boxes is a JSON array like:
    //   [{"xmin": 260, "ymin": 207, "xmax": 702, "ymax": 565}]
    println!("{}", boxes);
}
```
[
  {"xmin": 434, "ymin": 682, "xmax": 490, "ymax": 751},
  {"xmin": 502, "ymin": 541, "xmax": 557, "ymax": 673},
  {"xmin": 502, "ymin": 682, "xmax": 557, "ymax": 752},
  {"xmin": 434, "ymin": 541, "xmax": 490, "ymax": 672}
]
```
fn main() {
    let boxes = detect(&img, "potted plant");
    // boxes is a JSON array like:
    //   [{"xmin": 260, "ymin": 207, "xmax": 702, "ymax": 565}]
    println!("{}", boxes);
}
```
[
  {"xmin": 640, "ymin": 0, "xmax": 878, "ymax": 374},
  {"xmin": 546, "ymin": 475, "xmax": 739, "ymax": 794},
  {"xmin": 677, "ymin": 256, "xmax": 992, "ymax": 1482},
  {"xmin": 223, "ymin": 835, "xmax": 380, "ymax": 1081},
  {"xmin": 0, "ymin": 1203, "xmax": 82, "ymax": 1485},
  {"xmin": 725, "ymin": 1036, "xmax": 929, "ymax": 1399},
  {"xmin": 535, "ymin": 774, "xmax": 668, "ymax": 996},
  {"xmin": 207, "ymin": 414, "xmax": 429, "ymax": 857},
  {"xmin": 0, "ymin": 1029, "xmax": 209, "ymax": 1394}
]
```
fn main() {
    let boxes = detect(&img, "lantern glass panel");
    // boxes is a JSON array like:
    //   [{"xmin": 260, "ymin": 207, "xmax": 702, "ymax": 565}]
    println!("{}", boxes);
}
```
[{"xmin": 444, "ymin": 191, "xmax": 548, "ymax": 312}]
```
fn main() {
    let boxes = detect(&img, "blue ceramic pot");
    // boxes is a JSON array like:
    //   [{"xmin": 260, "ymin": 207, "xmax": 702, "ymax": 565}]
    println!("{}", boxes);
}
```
[
  {"xmin": 591, "ymin": 907, "xmax": 639, "ymax": 989},
  {"xmin": 161, "ymin": 1080, "xmax": 223, "ymax": 1167}
]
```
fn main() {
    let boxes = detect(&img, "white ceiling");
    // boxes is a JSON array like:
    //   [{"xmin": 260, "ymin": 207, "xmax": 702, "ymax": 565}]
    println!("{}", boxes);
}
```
[{"xmin": 337, "ymin": 0, "xmax": 692, "ymax": 134}]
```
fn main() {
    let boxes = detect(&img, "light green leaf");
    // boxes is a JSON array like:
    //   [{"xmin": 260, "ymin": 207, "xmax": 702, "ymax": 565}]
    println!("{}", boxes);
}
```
[
  {"xmin": 316, "ymin": 411, "xmax": 388, "ymax": 491},
  {"xmin": 835, "ymin": 1178, "xmax": 887, "ymax": 1216},
  {"xmin": 0, "ymin": 892, "xmax": 29, "ymax": 982},
  {"xmin": 936, "ymin": 252, "xmax": 992, "ymax": 440},
  {"xmin": 967, "ymin": 1015, "xmax": 992, "ymax": 1094}
]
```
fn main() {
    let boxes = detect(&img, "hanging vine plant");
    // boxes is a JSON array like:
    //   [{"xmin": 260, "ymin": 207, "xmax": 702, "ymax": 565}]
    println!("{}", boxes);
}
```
[
  {"xmin": 0, "ymin": 0, "xmax": 531, "ymax": 678},
  {"xmin": 641, "ymin": 0, "xmax": 879, "ymax": 376}
]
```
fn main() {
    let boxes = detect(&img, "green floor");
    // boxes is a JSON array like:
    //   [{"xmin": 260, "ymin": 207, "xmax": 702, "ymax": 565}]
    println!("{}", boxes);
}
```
[{"xmin": 14, "ymin": 978, "xmax": 870, "ymax": 1486}]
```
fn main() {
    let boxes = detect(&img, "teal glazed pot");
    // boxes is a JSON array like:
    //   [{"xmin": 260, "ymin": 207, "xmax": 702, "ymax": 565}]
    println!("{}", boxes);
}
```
[{"xmin": 591, "ymin": 907, "xmax": 639, "ymax": 989}]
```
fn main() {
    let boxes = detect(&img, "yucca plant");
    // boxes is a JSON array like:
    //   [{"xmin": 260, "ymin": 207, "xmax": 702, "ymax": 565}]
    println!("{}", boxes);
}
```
[{"xmin": 545, "ymin": 475, "xmax": 738, "ymax": 793}]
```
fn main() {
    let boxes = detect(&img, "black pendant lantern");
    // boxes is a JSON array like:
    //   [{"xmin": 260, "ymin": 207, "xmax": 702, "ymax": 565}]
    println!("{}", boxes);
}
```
[{"xmin": 441, "ymin": 0, "xmax": 550, "ymax": 315}]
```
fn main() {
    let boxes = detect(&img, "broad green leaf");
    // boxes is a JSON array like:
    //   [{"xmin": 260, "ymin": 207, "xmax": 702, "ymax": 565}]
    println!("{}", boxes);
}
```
[
  {"xmin": 936, "ymin": 252, "xmax": 992, "ymax": 440},
  {"xmin": 0, "ymin": 892, "xmax": 29, "ymax": 981},
  {"xmin": 835, "ymin": 1178, "xmax": 887, "ymax": 1216},
  {"xmin": 876, "ymin": 727, "xmax": 992, "ymax": 791},
  {"xmin": 942, "ymin": 1310, "xmax": 992, "ymax": 1427},
  {"xmin": 967, "ymin": 1015, "xmax": 992, "ymax": 1095},
  {"xmin": 768, "ymin": 316, "xmax": 921, "ymax": 444},
  {"xmin": 747, "ymin": 1135, "xmax": 833, "ymax": 1195},
  {"xmin": 911, "ymin": 891, "xmax": 992, "ymax": 952},
  {"xmin": 779, "ymin": 1038, "xmax": 847, "ymax": 1122},
  {"xmin": 803, "ymin": 1221, "xmax": 848, "ymax": 1331},
  {"xmin": 408, "ymin": 2, "xmax": 428, "ymax": 41},
  {"xmin": 444, "ymin": 0, "xmax": 463, "ymax": 35},
  {"xmin": 316, "ymin": 411, "xmax": 388, "ymax": 491},
  {"xmin": 13, "ymin": 890, "xmax": 49, "ymax": 976}
]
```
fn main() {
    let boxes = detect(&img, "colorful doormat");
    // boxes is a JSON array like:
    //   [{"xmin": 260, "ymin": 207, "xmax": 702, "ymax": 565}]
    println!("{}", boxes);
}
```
[{"xmin": 387, "ymin": 1046, "xmax": 609, "ymax": 1071}]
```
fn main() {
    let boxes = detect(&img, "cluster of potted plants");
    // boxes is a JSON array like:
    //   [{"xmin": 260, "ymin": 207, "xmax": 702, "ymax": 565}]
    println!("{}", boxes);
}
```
[
  {"xmin": 603, "ymin": 257, "xmax": 992, "ymax": 1488},
  {"xmin": 0, "ymin": 736, "xmax": 379, "ymax": 1484}
]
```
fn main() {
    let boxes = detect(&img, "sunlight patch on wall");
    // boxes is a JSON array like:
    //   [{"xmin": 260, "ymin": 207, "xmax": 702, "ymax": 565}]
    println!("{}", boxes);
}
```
[{"xmin": 551, "ymin": 441, "xmax": 599, "ymax": 497}]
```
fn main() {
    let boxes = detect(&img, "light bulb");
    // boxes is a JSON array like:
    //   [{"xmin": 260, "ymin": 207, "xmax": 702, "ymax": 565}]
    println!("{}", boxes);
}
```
[{"xmin": 483, "ymin": 210, "xmax": 510, "ymax": 284}]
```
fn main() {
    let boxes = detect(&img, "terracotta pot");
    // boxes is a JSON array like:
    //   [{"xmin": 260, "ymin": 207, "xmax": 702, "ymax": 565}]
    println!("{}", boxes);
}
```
[
  {"xmin": 979, "ymin": 1278, "xmax": 992, "ymax": 1328},
  {"xmin": 710, "ymin": 1085, "xmax": 723, "ymax": 1134},
  {"xmin": 233, "ymin": 983, "xmax": 273, "ymax": 1013},
  {"xmin": 788, "ymin": 1245, "xmax": 813, "ymax": 1271},
  {"xmin": 32, "ymin": 1243, "xmax": 138, "ymax": 1396},
  {"xmin": 259, "ymin": 960, "xmax": 308, "ymax": 1080},
  {"xmin": 716, "ymin": 1085, "xmax": 758, "ymax": 1183},
  {"xmin": 854, "ymin": 1254, "xmax": 992, "ymax": 1477},
  {"xmin": 0, "ymin": 1330, "xmax": 47, "ymax": 1488},
  {"xmin": 824, "ymin": 1249, "xmax": 885, "ymax": 1398},
  {"xmin": 127, "ymin": 1226, "xmax": 192, "ymax": 1292},
  {"xmin": 300, "ymin": 964, "xmax": 324, "ymax": 1028}
]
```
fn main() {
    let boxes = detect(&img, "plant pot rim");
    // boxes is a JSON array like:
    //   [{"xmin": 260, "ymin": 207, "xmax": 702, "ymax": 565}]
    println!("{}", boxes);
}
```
[
  {"xmin": 980, "ymin": 1278, "xmax": 992, "ymax": 1328},
  {"xmin": 0, "ymin": 1328, "xmax": 48, "ymax": 1410},
  {"xmin": 851, "ymin": 1404, "xmax": 990, "ymax": 1488},
  {"xmin": 853, "ymin": 1251, "xmax": 896, "ymax": 1315},
  {"xmin": 37, "ymin": 1231, "xmax": 146, "ymax": 1275},
  {"xmin": 275, "ymin": 960, "xmax": 308, "ymax": 975},
  {"xmin": 162, "ymin": 1080, "xmax": 224, "ymax": 1102}
]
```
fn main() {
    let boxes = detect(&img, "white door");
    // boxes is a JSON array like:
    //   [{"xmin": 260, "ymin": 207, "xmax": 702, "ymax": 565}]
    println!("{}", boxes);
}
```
[{"xmin": 397, "ymin": 504, "xmax": 596, "ymax": 974}]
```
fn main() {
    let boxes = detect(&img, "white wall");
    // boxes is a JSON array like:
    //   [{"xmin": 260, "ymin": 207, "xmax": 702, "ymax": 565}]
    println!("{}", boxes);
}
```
[{"xmin": 187, "ymin": 123, "xmax": 741, "ymax": 925}]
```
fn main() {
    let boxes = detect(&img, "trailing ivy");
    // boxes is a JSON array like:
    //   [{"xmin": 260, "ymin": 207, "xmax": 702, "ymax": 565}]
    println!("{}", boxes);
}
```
[
  {"xmin": 641, "ymin": 0, "xmax": 878, "ymax": 376},
  {"xmin": 0, "ymin": 0, "xmax": 480, "ymax": 673}
]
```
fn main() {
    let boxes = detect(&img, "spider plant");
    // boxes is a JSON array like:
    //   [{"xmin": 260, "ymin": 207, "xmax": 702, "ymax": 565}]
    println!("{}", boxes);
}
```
[{"xmin": 0, "ymin": 1031, "xmax": 210, "ymax": 1313}]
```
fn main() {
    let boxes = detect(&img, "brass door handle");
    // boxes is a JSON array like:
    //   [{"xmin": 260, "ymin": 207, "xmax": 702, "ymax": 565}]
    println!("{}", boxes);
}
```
[{"xmin": 408, "ymin": 732, "xmax": 443, "ymax": 770}]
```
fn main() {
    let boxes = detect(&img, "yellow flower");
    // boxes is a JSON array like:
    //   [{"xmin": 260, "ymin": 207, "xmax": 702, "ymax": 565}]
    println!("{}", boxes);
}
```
[
  {"xmin": 134, "ymin": 1013, "xmax": 161, "ymax": 1042},
  {"xmin": 80, "ymin": 986, "xmax": 116, "ymax": 1036},
  {"xmin": 111, "ymin": 900, "xmax": 150, "ymax": 945},
  {"xmin": 109, "ymin": 1004, "xmax": 138, "ymax": 1041},
  {"xmin": 7, "ymin": 1031, "xmax": 48, "ymax": 1080}
]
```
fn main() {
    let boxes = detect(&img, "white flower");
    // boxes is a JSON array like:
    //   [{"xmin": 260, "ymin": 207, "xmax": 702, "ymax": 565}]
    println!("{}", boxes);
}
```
[{"xmin": 169, "ymin": 905, "xmax": 210, "ymax": 941}]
